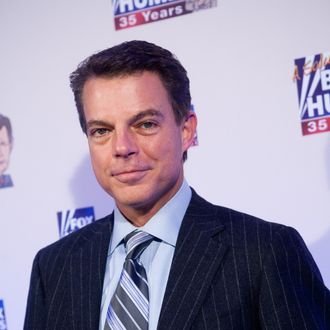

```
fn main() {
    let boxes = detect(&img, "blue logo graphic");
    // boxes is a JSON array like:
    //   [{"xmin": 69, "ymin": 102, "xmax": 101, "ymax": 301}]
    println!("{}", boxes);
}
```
[
  {"xmin": 57, "ymin": 207, "xmax": 95, "ymax": 238},
  {"xmin": 0, "ymin": 300, "xmax": 7, "ymax": 330},
  {"xmin": 112, "ymin": 0, "xmax": 217, "ymax": 30},
  {"xmin": 293, "ymin": 52, "xmax": 330, "ymax": 135}
]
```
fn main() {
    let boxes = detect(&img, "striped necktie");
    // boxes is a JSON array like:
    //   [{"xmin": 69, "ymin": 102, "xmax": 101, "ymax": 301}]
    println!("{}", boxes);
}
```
[{"xmin": 105, "ymin": 230, "xmax": 154, "ymax": 330}]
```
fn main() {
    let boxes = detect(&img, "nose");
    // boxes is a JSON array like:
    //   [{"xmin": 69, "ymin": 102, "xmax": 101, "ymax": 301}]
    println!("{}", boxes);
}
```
[{"xmin": 112, "ymin": 129, "xmax": 138, "ymax": 158}]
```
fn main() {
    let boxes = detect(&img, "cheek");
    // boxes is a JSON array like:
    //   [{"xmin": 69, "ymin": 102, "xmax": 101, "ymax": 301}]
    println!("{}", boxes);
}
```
[
  {"xmin": 164, "ymin": 132, "xmax": 183, "ymax": 154},
  {"xmin": 1, "ymin": 149, "xmax": 9, "ymax": 159},
  {"xmin": 89, "ymin": 147, "xmax": 109, "ymax": 174},
  {"xmin": 149, "ymin": 136, "xmax": 183, "ymax": 165}
]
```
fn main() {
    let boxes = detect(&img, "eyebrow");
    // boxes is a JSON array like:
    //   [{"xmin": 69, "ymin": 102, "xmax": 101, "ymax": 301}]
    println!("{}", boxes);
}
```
[
  {"xmin": 86, "ymin": 109, "xmax": 164, "ymax": 129},
  {"xmin": 86, "ymin": 119, "xmax": 111, "ymax": 129},
  {"xmin": 129, "ymin": 109, "xmax": 164, "ymax": 124}
]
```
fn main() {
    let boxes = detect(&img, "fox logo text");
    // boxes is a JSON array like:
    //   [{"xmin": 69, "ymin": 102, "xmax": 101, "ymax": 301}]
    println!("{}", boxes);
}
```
[
  {"xmin": 0, "ymin": 300, "xmax": 7, "ymax": 330},
  {"xmin": 112, "ymin": 0, "xmax": 217, "ymax": 30},
  {"xmin": 293, "ymin": 52, "xmax": 330, "ymax": 136},
  {"xmin": 57, "ymin": 207, "xmax": 95, "ymax": 238}
]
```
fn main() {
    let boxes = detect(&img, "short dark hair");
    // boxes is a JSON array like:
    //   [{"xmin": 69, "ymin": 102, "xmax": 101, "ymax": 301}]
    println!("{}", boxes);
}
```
[
  {"xmin": 0, "ymin": 114, "xmax": 13, "ymax": 143},
  {"xmin": 70, "ymin": 40, "xmax": 191, "ymax": 160}
]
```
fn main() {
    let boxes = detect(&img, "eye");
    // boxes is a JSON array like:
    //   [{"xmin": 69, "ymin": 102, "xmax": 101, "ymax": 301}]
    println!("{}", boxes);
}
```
[
  {"xmin": 139, "ymin": 121, "xmax": 157, "ymax": 130},
  {"xmin": 89, "ymin": 128, "xmax": 111, "ymax": 137}
]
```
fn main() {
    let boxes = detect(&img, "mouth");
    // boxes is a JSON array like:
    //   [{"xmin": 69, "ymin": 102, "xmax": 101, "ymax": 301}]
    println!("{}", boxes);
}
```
[{"xmin": 111, "ymin": 168, "xmax": 150, "ymax": 184}]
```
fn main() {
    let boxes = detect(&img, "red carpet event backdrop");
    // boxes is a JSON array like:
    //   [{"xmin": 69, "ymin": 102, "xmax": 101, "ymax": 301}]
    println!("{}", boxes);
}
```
[{"xmin": 1, "ymin": 1, "xmax": 330, "ymax": 328}]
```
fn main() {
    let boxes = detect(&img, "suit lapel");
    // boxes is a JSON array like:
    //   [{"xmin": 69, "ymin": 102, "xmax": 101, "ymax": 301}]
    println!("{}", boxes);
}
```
[
  {"xmin": 158, "ymin": 192, "xmax": 228, "ymax": 330},
  {"xmin": 69, "ymin": 214, "xmax": 113, "ymax": 330}
]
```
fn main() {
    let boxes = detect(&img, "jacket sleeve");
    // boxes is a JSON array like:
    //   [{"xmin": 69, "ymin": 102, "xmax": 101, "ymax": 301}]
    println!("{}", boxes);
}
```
[
  {"xmin": 23, "ymin": 251, "xmax": 47, "ymax": 330},
  {"xmin": 258, "ymin": 226, "xmax": 330, "ymax": 329}
]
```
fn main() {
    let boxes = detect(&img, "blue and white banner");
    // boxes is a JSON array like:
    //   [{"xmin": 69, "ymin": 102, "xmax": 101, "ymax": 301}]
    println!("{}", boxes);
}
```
[
  {"xmin": 57, "ymin": 207, "xmax": 95, "ymax": 238},
  {"xmin": 112, "ymin": 0, "xmax": 217, "ymax": 30},
  {"xmin": 293, "ymin": 52, "xmax": 330, "ymax": 136},
  {"xmin": 0, "ymin": 300, "xmax": 8, "ymax": 330}
]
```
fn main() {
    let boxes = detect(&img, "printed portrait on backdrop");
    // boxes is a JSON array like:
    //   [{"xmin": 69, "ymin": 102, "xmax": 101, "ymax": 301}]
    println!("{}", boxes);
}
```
[{"xmin": 0, "ymin": 114, "xmax": 13, "ymax": 189}]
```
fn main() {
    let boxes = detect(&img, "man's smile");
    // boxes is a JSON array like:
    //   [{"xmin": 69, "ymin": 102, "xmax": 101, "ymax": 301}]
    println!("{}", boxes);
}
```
[{"xmin": 111, "ymin": 168, "xmax": 151, "ymax": 184}]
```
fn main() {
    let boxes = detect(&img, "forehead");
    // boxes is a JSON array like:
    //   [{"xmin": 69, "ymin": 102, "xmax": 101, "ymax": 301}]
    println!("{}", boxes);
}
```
[
  {"xmin": 82, "ymin": 71, "xmax": 173, "ymax": 121},
  {"xmin": 83, "ymin": 71, "xmax": 168, "ymax": 99},
  {"xmin": 0, "ymin": 126, "xmax": 10, "ymax": 142}
]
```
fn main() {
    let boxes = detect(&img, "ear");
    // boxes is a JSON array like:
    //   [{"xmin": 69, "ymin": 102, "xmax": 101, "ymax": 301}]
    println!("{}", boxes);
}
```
[{"xmin": 181, "ymin": 110, "xmax": 197, "ymax": 153}]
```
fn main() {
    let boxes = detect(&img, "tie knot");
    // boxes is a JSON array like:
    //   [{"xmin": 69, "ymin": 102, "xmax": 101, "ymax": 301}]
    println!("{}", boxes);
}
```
[{"xmin": 124, "ymin": 230, "xmax": 153, "ymax": 260}]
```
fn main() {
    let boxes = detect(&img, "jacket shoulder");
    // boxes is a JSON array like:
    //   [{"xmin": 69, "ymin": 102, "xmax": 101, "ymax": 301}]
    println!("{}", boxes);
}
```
[
  {"xmin": 35, "ymin": 214, "xmax": 113, "ymax": 264},
  {"xmin": 189, "ymin": 188, "xmax": 297, "ymax": 249}
]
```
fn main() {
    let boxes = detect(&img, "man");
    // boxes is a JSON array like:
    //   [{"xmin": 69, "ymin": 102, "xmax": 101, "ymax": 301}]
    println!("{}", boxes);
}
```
[
  {"xmin": 24, "ymin": 41, "xmax": 330, "ymax": 329},
  {"xmin": 0, "ymin": 114, "xmax": 13, "ymax": 189}
]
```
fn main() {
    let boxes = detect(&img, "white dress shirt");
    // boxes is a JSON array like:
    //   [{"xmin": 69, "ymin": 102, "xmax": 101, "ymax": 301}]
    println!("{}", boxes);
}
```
[{"xmin": 99, "ymin": 180, "xmax": 192, "ymax": 330}]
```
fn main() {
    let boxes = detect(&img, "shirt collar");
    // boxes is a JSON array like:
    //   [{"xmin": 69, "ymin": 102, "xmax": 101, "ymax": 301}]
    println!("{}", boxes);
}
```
[{"xmin": 109, "ymin": 179, "xmax": 192, "ymax": 255}]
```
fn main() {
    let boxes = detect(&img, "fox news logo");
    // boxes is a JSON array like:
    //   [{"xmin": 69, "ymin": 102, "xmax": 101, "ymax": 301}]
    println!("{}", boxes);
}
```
[
  {"xmin": 113, "ymin": 0, "xmax": 217, "ymax": 30},
  {"xmin": 0, "ymin": 300, "xmax": 7, "ymax": 330},
  {"xmin": 293, "ymin": 52, "xmax": 330, "ymax": 136},
  {"xmin": 57, "ymin": 207, "xmax": 95, "ymax": 238}
]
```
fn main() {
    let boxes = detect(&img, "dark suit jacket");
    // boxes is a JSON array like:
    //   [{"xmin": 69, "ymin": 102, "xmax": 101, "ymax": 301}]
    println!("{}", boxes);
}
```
[{"xmin": 24, "ymin": 190, "xmax": 330, "ymax": 329}]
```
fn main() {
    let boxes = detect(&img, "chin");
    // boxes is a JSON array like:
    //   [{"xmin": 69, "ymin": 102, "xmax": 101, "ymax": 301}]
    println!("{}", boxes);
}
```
[
  {"xmin": 113, "ymin": 186, "xmax": 159, "ymax": 208},
  {"xmin": 106, "ymin": 185, "xmax": 144, "ymax": 200}
]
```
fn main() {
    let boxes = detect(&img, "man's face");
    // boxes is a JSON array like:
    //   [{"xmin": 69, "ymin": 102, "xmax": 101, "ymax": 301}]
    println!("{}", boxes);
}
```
[
  {"xmin": 82, "ymin": 71, "xmax": 195, "ymax": 223},
  {"xmin": 0, "ymin": 126, "xmax": 12, "ymax": 175}
]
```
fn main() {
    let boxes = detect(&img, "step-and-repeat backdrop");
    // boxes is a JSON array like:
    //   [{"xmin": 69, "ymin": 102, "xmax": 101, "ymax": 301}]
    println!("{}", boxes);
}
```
[{"xmin": 1, "ymin": 0, "xmax": 330, "ymax": 328}]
